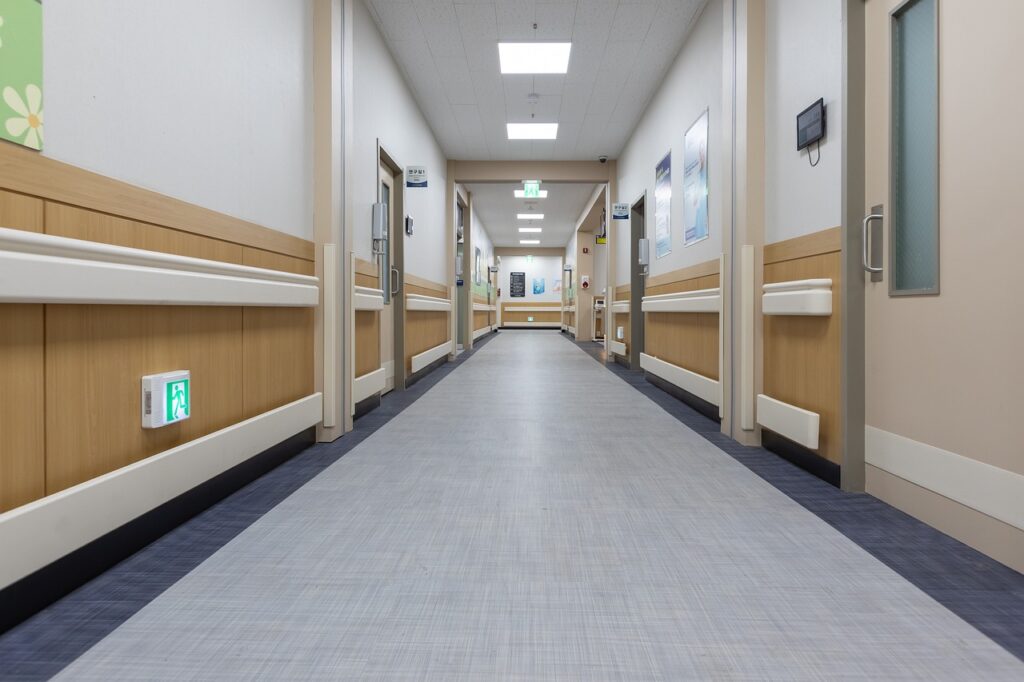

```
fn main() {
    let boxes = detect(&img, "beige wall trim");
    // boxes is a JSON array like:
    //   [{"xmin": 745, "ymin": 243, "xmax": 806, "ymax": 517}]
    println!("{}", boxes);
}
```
[
  {"xmin": 354, "ymin": 257, "xmax": 377, "ymax": 276},
  {"xmin": 644, "ymin": 258, "xmax": 722, "ymax": 289},
  {"xmin": 452, "ymin": 160, "xmax": 612, "ymax": 184},
  {"xmin": 0, "ymin": 145, "xmax": 314, "ymax": 261},
  {"xmin": 867, "ymin": 464, "xmax": 1024, "ymax": 574},
  {"xmin": 764, "ymin": 226, "xmax": 842, "ymax": 265},
  {"xmin": 865, "ymin": 426, "xmax": 1024, "ymax": 533}
]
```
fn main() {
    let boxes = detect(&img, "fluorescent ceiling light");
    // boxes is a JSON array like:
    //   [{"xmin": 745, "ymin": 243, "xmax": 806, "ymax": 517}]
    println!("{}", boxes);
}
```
[
  {"xmin": 519, "ymin": 239, "xmax": 540, "ymax": 245},
  {"xmin": 507, "ymin": 123, "xmax": 558, "ymax": 140},
  {"xmin": 514, "ymin": 189, "xmax": 549, "ymax": 198},
  {"xmin": 499, "ymin": 43, "xmax": 572, "ymax": 74},
  {"xmin": 519, "ymin": 227, "xmax": 543, "ymax": 233},
  {"xmin": 517, "ymin": 213, "xmax": 544, "ymax": 220}
]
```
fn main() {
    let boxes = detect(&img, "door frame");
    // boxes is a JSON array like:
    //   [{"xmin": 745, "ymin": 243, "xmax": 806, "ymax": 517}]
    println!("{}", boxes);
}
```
[
  {"xmin": 840, "ymin": 0, "xmax": 866, "ymax": 491},
  {"xmin": 628, "ymin": 192, "xmax": 646, "ymax": 370},
  {"xmin": 378, "ymin": 142, "xmax": 406, "ymax": 391}
]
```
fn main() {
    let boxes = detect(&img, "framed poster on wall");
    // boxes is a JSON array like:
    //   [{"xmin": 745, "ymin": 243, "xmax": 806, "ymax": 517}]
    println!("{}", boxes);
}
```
[
  {"xmin": 654, "ymin": 152, "xmax": 672, "ymax": 259},
  {"xmin": 0, "ymin": 0, "xmax": 44, "ymax": 151},
  {"xmin": 510, "ymin": 272, "xmax": 526, "ymax": 297},
  {"xmin": 683, "ymin": 109, "xmax": 710, "ymax": 247}
]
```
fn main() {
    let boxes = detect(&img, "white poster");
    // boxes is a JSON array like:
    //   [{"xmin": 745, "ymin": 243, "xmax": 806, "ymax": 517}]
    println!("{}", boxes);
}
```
[
  {"xmin": 683, "ymin": 110, "xmax": 710, "ymax": 247},
  {"xmin": 654, "ymin": 152, "xmax": 672, "ymax": 259}
]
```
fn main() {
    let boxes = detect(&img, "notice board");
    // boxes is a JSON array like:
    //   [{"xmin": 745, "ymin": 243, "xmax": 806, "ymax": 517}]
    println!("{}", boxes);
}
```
[{"xmin": 510, "ymin": 272, "xmax": 526, "ymax": 297}]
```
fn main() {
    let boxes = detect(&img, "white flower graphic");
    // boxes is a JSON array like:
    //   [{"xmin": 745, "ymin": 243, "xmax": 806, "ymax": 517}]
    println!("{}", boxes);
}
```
[
  {"xmin": 0, "ymin": 16, "xmax": 5, "ymax": 48},
  {"xmin": 4, "ymin": 84, "xmax": 43, "ymax": 150}
]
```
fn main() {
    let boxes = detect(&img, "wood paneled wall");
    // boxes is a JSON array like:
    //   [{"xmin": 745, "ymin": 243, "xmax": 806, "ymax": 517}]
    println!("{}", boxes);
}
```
[
  {"xmin": 404, "ymin": 275, "xmax": 450, "ymax": 373},
  {"xmin": 644, "ymin": 261, "xmax": 720, "ymax": 381},
  {"xmin": 355, "ymin": 258, "xmax": 381, "ymax": 378},
  {"xmin": 0, "ymin": 151, "xmax": 316, "ymax": 512},
  {"xmin": 501, "ymin": 301, "xmax": 562, "ymax": 324},
  {"xmin": 763, "ymin": 227, "xmax": 842, "ymax": 464}
]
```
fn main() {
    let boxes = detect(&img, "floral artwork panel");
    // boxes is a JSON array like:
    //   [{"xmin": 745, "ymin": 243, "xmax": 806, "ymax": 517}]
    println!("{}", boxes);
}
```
[{"xmin": 0, "ymin": 0, "xmax": 43, "ymax": 151}]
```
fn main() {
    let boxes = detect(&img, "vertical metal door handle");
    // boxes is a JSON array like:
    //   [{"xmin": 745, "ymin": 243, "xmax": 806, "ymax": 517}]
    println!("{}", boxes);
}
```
[
  {"xmin": 390, "ymin": 266, "xmax": 400, "ymax": 296},
  {"xmin": 862, "ymin": 213, "xmax": 884, "ymax": 273}
]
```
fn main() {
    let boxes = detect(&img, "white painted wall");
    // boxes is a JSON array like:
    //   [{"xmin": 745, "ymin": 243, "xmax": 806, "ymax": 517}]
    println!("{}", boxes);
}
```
[
  {"xmin": 354, "ymin": 0, "xmax": 448, "ymax": 285},
  {"xmin": 42, "ymin": 0, "xmax": 314, "ymax": 239},
  {"xmin": 470, "ymin": 204, "xmax": 493, "ymax": 289},
  {"xmin": 593, "ymin": 241, "xmax": 608, "ymax": 296},
  {"xmin": 498, "ymin": 255, "xmax": 563, "ymax": 304},
  {"xmin": 614, "ymin": 0, "xmax": 724, "ymax": 285},
  {"xmin": 764, "ymin": 0, "xmax": 844, "ymax": 244}
]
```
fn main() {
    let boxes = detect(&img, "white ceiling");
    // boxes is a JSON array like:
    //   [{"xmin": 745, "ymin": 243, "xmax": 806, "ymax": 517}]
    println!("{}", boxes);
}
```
[
  {"xmin": 466, "ymin": 182, "xmax": 599, "ymax": 248},
  {"xmin": 366, "ymin": 0, "xmax": 708, "ymax": 161}
]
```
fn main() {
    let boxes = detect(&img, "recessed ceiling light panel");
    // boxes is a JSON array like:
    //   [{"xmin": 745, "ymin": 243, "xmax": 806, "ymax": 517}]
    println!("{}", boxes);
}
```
[
  {"xmin": 517, "ymin": 213, "xmax": 544, "ymax": 220},
  {"xmin": 507, "ymin": 123, "xmax": 558, "ymax": 140},
  {"xmin": 499, "ymin": 43, "xmax": 572, "ymax": 74},
  {"xmin": 519, "ymin": 239, "xmax": 540, "ymax": 245},
  {"xmin": 519, "ymin": 227, "xmax": 543, "ymax": 233}
]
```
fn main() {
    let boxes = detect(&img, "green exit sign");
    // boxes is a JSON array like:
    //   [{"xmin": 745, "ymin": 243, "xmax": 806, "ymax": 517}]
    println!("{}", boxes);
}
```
[
  {"xmin": 523, "ymin": 181, "xmax": 540, "ymax": 198},
  {"xmin": 142, "ymin": 370, "xmax": 191, "ymax": 428}
]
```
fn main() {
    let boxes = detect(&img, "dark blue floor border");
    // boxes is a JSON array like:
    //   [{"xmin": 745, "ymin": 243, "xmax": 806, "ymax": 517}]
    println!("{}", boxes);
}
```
[
  {"xmin": 0, "ymin": 332, "xmax": 499, "ymax": 681},
  {"xmin": 567, "ymin": 334, "xmax": 1024, "ymax": 662}
]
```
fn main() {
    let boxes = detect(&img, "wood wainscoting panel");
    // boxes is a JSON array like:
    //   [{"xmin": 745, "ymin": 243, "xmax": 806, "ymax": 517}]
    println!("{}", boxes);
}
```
[
  {"xmin": 0, "ymin": 142, "xmax": 313, "ymax": 261},
  {"xmin": 355, "ymin": 311, "xmax": 381, "ymax": 377},
  {"xmin": 501, "ymin": 302, "xmax": 562, "ymax": 324},
  {"xmin": 0, "ymin": 304, "xmax": 45, "ymax": 512},
  {"xmin": 44, "ymin": 202, "xmax": 244, "ymax": 265},
  {"xmin": 242, "ymin": 247, "xmax": 315, "ymax": 276},
  {"xmin": 404, "ymin": 279, "xmax": 450, "ymax": 373},
  {"xmin": 474, "ymin": 310, "xmax": 490, "ymax": 331},
  {"xmin": 355, "ymin": 265, "xmax": 381, "ymax": 378},
  {"xmin": 242, "ymin": 308, "xmax": 315, "ymax": 418},
  {"xmin": 613, "ymin": 285, "xmax": 631, "ymax": 352},
  {"xmin": 763, "ymin": 247, "xmax": 842, "ymax": 464},
  {"xmin": 355, "ymin": 258, "xmax": 379, "ymax": 289},
  {"xmin": 0, "ymin": 188, "xmax": 44, "ymax": 232},
  {"xmin": 44, "ymin": 306, "xmax": 246, "ymax": 495},
  {"xmin": 764, "ymin": 226, "xmax": 841, "ymax": 265},
  {"xmin": 0, "ymin": 192, "xmax": 45, "ymax": 510},
  {"xmin": 643, "ymin": 265, "xmax": 720, "ymax": 379}
]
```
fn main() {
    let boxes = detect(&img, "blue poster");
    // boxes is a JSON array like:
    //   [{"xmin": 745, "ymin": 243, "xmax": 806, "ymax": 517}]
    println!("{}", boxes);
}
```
[
  {"xmin": 654, "ymin": 152, "xmax": 672, "ymax": 259},
  {"xmin": 532, "ymin": 278, "xmax": 545, "ymax": 295},
  {"xmin": 683, "ymin": 110, "xmax": 710, "ymax": 246}
]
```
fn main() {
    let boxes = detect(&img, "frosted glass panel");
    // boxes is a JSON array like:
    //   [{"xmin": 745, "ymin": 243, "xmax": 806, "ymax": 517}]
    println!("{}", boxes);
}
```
[{"xmin": 892, "ymin": 0, "xmax": 938, "ymax": 293}]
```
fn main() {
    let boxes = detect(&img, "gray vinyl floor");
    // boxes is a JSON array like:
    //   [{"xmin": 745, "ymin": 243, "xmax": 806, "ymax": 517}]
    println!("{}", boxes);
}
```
[{"xmin": 55, "ymin": 332, "xmax": 1022, "ymax": 680}]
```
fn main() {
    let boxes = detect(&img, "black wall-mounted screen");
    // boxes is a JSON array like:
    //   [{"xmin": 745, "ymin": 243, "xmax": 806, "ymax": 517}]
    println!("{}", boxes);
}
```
[{"xmin": 796, "ymin": 98, "xmax": 826, "ymax": 151}]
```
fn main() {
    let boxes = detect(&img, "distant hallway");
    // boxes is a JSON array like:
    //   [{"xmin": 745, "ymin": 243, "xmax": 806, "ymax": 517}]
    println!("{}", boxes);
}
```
[{"xmin": 55, "ymin": 332, "xmax": 1021, "ymax": 680}]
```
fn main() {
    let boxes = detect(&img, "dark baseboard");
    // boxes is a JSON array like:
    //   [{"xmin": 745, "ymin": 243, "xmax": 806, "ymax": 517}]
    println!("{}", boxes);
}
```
[
  {"xmin": 644, "ymin": 373, "xmax": 721, "ymax": 423},
  {"xmin": 0, "ymin": 427, "xmax": 316, "ymax": 634},
  {"xmin": 761, "ymin": 430, "xmax": 841, "ymax": 487},
  {"xmin": 353, "ymin": 393, "xmax": 381, "ymax": 419},
  {"xmin": 613, "ymin": 353, "xmax": 631, "ymax": 370}
]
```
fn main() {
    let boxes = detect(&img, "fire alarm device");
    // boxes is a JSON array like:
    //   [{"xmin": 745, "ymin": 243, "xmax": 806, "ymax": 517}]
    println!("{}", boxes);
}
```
[
  {"xmin": 581, "ymin": 275, "xmax": 590, "ymax": 290},
  {"xmin": 583, "ymin": 247, "xmax": 589, "ymax": 254}
]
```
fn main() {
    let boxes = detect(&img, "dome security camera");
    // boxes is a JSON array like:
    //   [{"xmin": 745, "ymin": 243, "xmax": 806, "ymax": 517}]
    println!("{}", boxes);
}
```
[{"xmin": 598, "ymin": 155, "xmax": 608, "ymax": 164}]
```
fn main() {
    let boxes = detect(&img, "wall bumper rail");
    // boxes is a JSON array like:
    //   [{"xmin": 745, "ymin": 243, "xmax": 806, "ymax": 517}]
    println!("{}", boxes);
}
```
[
  {"xmin": 354, "ymin": 286, "xmax": 385, "ymax": 311},
  {"xmin": 641, "ymin": 287, "xmax": 721, "ymax": 313},
  {"xmin": 0, "ymin": 393, "xmax": 323, "ymax": 592},
  {"xmin": 609, "ymin": 340, "xmax": 627, "ymax": 356},
  {"xmin": 640, "ymin": 353, "xmax": 720, "ymax": 406},
  {"xmin": 472, "ymin": 303, "xmax": 497, "ymax": 312},
  {"xmin": 473, "ymin": 325, "xmax": 493, "ymax": 339},
  {"xmin": 0, "ymin": 226, "xmax": 318, "ymax": 307},
  {"xmin": 610, "ymin": 300, "xmax": 630, "ymax": 314},
  {"xmin": 762, "ymin": 278, "xmax": 832, "ymax": 316},
  {"xmin": 756, "ymin": 394, "xmax": 820, "ymax": 450},
  {"xmin": 405, "ymin": 293, "xmax": 452, "ymax": 312},
  {"xmin": 353, "ymin": 367, "xmax": 386, "ymax": 404},
  {"xmin": 410, "ymin": 340, "xmax": 451, "ymax": 373}
]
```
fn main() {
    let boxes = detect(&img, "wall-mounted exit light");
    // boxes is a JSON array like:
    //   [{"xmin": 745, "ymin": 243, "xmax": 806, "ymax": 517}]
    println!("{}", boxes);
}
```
[
  {"xmin": 507, "ymin": 123, "xmax": 558, "ymax": 140},
  {"xmin": 141, "ymin": 370, "xmax": 191, "ymax": 429},
  {"xmin": 499, "ymin": 43, "xmax": 572, "ymax": 74},
  {"xmin": 520, "ymin": 239, "xmax": 540, "ymax": 245},
  {"xmin": 517, "ymin": 213, "xmax": 544, "ymax": 220},
  {"xmin": 514, "ymin": 189, "xmax": 548, "ymax": 198}
]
